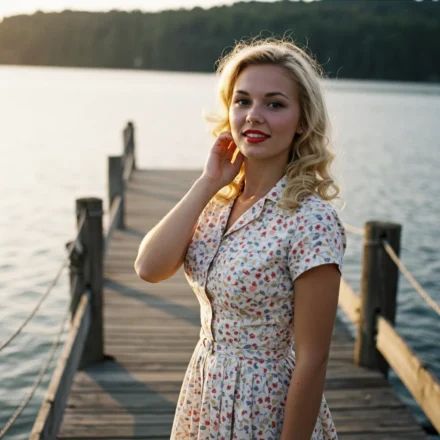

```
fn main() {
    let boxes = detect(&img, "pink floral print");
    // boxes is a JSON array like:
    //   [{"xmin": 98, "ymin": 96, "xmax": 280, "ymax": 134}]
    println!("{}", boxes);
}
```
[{"xmin": 170, "ymin": 174, "xmax": 347, "ymax": 439}]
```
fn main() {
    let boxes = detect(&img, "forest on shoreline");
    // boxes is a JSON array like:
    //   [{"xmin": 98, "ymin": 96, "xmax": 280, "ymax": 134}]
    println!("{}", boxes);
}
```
[{"xmin": 0, "ymin": 1, "xmax": 439, "ymax": 82}]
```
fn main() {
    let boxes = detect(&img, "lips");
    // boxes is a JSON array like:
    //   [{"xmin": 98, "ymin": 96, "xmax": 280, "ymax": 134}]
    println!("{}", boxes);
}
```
[
  {"xmin": 242, "ymin": 129, "xmax": 271, "ymax": 144},
  {"xmin": 242, "ymin": 129, "xmax": 270, "ymax": 138}
]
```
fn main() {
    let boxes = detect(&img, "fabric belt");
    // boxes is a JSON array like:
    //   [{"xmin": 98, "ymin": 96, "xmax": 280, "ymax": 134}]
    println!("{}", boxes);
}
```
[{"xmin": 200, "ymin": 336, "xmax": 293, "ymax": 362}]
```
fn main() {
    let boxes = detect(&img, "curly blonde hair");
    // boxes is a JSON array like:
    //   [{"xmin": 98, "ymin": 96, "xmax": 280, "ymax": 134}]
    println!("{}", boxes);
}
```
[{"xmin": 205, "ymin": 36, "xmax": 342, "ymax": 213}]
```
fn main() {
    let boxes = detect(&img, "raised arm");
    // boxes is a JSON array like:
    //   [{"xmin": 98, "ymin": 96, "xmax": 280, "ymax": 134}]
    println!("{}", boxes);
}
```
[
  {"xmin": 134, "ymin": 177, "xmax": 218, "ymax": 283},
  {"xmin": 134, "ymin": 131, "xmax": 244, "ymax": 283}
]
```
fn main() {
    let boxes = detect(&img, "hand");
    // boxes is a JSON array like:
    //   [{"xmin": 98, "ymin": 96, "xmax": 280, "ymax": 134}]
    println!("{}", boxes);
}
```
[{"xmin": 201, "ymin": 131, "xmax": 244, "ymax": 190}]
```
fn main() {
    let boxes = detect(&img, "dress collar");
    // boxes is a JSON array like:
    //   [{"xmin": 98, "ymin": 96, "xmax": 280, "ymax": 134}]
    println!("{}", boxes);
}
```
[
  {"xmin": 220, "ymin": 174, "xmax": 287, "ymax": 240},
  {"xmin": 248, "ymin": 173, "xmax": 287, "ymax": 204}
]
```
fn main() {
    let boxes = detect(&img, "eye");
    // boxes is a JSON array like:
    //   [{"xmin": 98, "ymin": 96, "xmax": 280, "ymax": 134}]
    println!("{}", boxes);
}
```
[
  {"xmin": 233, "ymin": 98, "xmax": 285, "ymax": 108},
  {"xmin": 234, "ymin": 98, "xmax": 249, "ymax": 106},
  {"xmin": 269, "ymin": 101, "xmax": 284, "ymax": 109}
]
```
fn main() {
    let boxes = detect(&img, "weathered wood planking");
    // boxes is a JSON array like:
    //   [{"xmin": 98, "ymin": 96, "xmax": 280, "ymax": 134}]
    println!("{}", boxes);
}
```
[{"xmin": 58, "ymin": 169, "xmax": 428, "ymax": 439}]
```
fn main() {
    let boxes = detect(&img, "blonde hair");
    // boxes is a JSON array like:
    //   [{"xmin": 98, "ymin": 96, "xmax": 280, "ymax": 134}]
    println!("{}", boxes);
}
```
[{"xmin": 206, "ymin": 36, "xmax": 342, "ymax": 213}]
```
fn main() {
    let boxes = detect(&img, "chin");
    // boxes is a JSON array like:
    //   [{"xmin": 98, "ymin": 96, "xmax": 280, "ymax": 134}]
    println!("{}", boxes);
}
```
[{"xmin": 242, "ymin": 150, "xmax": 278, "ymax": 161}]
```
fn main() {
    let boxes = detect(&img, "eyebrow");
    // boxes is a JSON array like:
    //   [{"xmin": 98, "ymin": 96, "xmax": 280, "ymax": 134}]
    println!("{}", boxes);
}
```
[{"xmin": 234, "ymin": 90, "xmax": 290, "ymax": 100}]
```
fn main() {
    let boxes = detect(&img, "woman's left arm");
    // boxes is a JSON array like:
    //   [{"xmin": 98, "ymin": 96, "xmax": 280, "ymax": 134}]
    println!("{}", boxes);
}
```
[{"xmin": 281, "ymin": 262, "xmax": 341, "ymax": 440}]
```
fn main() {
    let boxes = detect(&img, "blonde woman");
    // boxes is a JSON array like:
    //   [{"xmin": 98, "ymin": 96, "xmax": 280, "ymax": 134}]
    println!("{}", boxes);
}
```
[{"xmin": 135, "ymin": 37, "xmax": 347, "ymax": 440}]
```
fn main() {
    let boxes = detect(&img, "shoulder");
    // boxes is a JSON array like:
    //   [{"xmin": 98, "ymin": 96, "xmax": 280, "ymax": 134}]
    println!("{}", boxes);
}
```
[
  {"xmin": 301, "ymin": 194, "xmax": 343, "ymax": 221},
  {"xmin": 285, "ymin": 194, "xmax": 347, "ymax": 279},
  {"xmin": 287, "ymin": 194, "xmax": 347, "ymax": 245}
]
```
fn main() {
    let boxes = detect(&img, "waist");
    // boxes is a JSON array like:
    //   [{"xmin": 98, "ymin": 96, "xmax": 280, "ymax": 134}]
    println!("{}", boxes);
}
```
[{"xmin": 199, "ymin": 335, "xmax": 293, "ymax": 361}]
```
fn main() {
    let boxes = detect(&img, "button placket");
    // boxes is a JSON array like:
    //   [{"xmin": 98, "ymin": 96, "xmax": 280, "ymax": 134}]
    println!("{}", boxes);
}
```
[
  {"xmin": 202, "ymin": 230, "xmax": 224, "ymax": 340},
  {"xmin": 202, "ymin": 198, "xmax": 236, "ymax": 341}
]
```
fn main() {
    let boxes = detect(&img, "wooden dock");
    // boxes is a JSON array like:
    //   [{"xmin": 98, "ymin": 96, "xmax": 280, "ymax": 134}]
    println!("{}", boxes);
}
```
[{"xmin": 56, "ymin": 168, "xmax": 429, "ymax": 440}]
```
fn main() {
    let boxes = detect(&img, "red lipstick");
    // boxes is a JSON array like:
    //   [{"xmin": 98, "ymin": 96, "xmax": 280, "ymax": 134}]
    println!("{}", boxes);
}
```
[{"xmin": 242, "ymin": 129, "xmax": 270, "ymax": 144}]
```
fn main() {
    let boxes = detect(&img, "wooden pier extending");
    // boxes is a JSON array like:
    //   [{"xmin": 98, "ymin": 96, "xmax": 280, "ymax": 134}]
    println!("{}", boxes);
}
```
[
  {"xmin": 29, "ymin": 123, "xmax": 437, "ymax": 440},
  {"xmin": 57, "ymin": 168, "xmax": 428, "ymax": 439}
]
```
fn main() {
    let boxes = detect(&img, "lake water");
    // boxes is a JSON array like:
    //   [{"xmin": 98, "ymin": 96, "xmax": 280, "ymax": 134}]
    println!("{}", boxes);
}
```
[{"xmin": 0, "ymin": 66, "xmax": 439, "ymax": 439}]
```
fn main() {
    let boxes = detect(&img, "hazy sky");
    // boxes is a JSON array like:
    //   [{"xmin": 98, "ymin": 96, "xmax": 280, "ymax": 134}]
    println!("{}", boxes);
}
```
[{"xmin": 0, "ymin": 0, "xmax": 279, "ymax": 19}]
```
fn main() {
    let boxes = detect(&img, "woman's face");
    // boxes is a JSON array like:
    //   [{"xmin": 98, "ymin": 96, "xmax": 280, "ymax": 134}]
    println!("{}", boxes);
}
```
[{"xmin": 229, "ymin": 64, "xmax": 301, "ymax": 164}]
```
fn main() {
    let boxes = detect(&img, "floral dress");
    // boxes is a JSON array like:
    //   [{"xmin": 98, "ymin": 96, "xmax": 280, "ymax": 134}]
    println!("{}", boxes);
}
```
[{"xmin": 170, "ymin": 174, "xmax": 347, "ymax": 439}]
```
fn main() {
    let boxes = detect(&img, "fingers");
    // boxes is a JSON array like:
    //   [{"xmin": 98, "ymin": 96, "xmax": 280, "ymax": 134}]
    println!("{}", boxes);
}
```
[
  {"xmin": 219, "ymin": 130, "xmax": 232, "ymax": 138},
  {"xmin": 216, "ymin": 131, "xmax": 243, "ymax": 164},
  {"xmin": 217, "ymin": 131, "xmax": 233, "ymax": 146},
  {"xmin": 215, "ymin": 131, "xmax": 237, "ymax": 156},
  {"xmin": 217, "ymin": 131, "xmax": 232, "ymax": 140}
]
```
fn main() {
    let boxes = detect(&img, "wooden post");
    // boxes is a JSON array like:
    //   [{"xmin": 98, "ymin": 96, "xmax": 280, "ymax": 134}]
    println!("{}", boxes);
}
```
[
  {"xmin": 66, "ymin": 237, "xmax": 85, "ymax": 321},
  {"xmin": 127, "ymin": 121, "xmax": 136, "ymax": 171},
  {"xmin": 354, "ymin": 221, "xmax": 402, "ymax": 378},
  {"xmin": 75, "ymin": 198, "xmax": 104, "ymax": 368},
  {"xmin": 108, "ymin": 156, "xmax": 124, "ymax": 229}
]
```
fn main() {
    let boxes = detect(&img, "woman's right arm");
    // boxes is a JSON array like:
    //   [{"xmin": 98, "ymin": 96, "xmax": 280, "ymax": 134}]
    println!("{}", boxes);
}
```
[
  {"xmin": 134, "ymin": 176, "xmax": 219, "ymax": 283},
  {"xmin": 134, "ymin": 131, "xmax": 244, "ymax": 283}
]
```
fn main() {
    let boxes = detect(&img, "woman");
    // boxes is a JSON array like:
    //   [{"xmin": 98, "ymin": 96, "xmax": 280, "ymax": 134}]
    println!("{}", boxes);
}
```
[{"xmin": 135, "ymin": 37, "xmax": 346, "ymax": 440}]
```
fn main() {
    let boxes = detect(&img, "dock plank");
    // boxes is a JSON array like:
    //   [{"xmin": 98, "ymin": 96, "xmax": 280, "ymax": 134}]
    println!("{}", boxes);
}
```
[{"xmin": 58, "ymin": 169, "xmax": 428, "ymax": 439}]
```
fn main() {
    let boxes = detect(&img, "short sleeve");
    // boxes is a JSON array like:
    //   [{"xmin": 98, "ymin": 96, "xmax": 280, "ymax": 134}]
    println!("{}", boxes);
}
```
[{"xmin": 287, "ymin": 203, "xmax": 347, "ymax": 281}]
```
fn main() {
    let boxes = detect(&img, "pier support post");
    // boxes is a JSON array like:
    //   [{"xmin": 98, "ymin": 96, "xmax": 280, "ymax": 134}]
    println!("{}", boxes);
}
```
[
  {"xmin": 354, "ymin": 221, "xmax": 402, "ymax": 378},
  {"xmin": 124, "ymin": 121, "xmax": 136, "ymax": 171},
  {"xmin": 108, "ymin": 156, "xmax": 124, "ymax": 229},
  {"xmin": 71, "ymin": 198, "xmax": 104, "ymax": 368}
]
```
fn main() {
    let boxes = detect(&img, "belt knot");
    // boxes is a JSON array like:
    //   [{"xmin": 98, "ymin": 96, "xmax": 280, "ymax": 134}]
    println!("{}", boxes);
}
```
[{"xmin": 202, "ymin": 337, "xmax": 213, "ymax": 354}]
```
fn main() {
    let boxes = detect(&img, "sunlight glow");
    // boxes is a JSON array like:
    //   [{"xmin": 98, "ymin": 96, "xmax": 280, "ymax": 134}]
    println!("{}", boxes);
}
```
[{"xmin": 0, "ymin": 0, "xmax": 275, "ymax": 19}]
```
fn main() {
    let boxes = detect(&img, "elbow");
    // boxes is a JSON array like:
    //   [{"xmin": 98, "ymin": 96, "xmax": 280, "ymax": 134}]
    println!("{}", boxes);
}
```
[
  {"xmin": 296, "ymin": 351, "xmax": 329, "ymax": 370},
  {"xmin": 134, "ymin": 259, "xmax": 161, "ymax": 283}
]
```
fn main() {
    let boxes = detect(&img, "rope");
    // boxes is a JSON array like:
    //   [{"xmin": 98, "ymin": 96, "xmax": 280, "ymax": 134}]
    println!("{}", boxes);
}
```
[
  {"xmin": 383, "ymin": 241, "xmax": 440, "ymax": 316},
  {"xmin": 0, "ymin": 303, "xmax": 71, "ymax": 438},
  {"xmin": 344, "ymin": 222, "xmax": 364, "ymax": 236},
  {"xmin": 0, "ymin": 212, "xmax": 86, "ymax": 353},
  {"xmin": 66, "ymin": 211, "xmax": 87, "ymax": 260}
]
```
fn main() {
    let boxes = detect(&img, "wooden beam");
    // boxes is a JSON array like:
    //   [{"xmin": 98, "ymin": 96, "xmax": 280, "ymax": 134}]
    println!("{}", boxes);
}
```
[
  {"xmin": 338, "ymin": 277, "xmax": 361, "ymax": 325},
  {"xmin": 104, "ymin": 195, "xmax": 122, "ymax": 256},
  {"xmin": 377, "ymin": 316, "xmax": 440, "ymax": 433},
  {"xmin": 30, "ymin": 294, "xmax": 91, "ymax": 440}
]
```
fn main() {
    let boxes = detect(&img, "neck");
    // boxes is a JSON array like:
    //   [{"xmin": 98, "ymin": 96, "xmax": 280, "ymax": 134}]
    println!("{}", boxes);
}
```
[{"xmin": 239, "ymin": 162, "xmax": 286, "ymax": 201}]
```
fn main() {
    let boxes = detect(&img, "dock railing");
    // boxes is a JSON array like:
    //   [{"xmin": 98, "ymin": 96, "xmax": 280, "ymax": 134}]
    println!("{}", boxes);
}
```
[
  {"xmin": 0, "ymin": 121, "xmax": 135, "ymax": 439},
  {"xmin": 339, "ymin": 222, "xmax": 440, "ymax": 432},
  {"xmin": 0, "ymin": 120, "xmax": 438, "ymax": 438}
]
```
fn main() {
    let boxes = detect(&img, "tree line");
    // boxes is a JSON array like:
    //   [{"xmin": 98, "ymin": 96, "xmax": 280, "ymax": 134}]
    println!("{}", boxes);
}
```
[{"xmin": 0, "ymin": 0, "xmax": 438, "ymax": 82}]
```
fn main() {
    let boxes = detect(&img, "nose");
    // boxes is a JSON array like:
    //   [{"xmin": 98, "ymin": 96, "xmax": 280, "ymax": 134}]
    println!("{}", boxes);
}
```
[{"xmin": 246, "ymin": 106, "xmax": 264, "ymax": 124}]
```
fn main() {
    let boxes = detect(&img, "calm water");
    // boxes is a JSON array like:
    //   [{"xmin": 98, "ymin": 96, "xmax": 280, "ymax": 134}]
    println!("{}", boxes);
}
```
[{"xmin": 0, "ymin": 66, "xmax": 439, "ymax": 439}]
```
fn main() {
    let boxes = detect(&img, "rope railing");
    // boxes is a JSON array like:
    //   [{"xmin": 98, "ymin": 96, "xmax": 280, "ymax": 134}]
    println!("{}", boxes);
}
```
[
  {"xmin": 383, "ymin": 241, "xmax": 440, "ymax": 316},
  {"xmin": 66, "ymin": 211, "xmax": 87, "ymax": 260},
  {"xmin": 344, "ymin": 222, "xmax": 440, "ymax": 316},
  {"xmin": 0, "ymin": 294, "xmax": 73, "ymax": 438},
  {"xmin": 344, "ymin": 222, "xmax": 365, "ymax": 236},
  {"xmin": 0, "ymin": 212, "xmax": 86, "ymax": 353}
]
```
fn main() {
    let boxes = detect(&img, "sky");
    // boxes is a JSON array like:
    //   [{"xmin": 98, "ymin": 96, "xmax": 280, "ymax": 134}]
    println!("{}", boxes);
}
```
[{"xmin": 0, "ymin": 0, "xmax": 280, "ymax": 19}]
